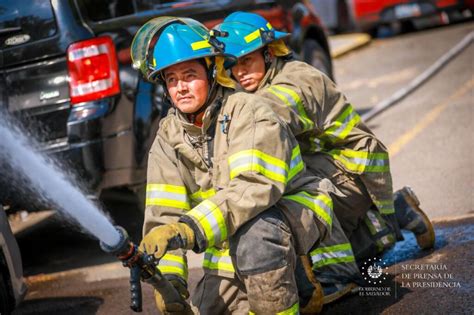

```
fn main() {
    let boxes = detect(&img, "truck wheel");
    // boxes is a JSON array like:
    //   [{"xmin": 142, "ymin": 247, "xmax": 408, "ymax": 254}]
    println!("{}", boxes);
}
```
[
  {"xmin": 302, "ymin": 39, "xmax": 334, "ymax": 80},
  {"xmin": 0, "ymin": 272, "xmax": 13, "ymax": 315}
]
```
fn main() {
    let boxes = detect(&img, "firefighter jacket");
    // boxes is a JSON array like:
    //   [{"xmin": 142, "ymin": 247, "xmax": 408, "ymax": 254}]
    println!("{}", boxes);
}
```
[
  {"xmin": 255, "ymin": 58, "xmax": 395, "ymax": 216},
  {"xmin": 143, "ymin": 86, "xmax": 334, "ymax": 280}
]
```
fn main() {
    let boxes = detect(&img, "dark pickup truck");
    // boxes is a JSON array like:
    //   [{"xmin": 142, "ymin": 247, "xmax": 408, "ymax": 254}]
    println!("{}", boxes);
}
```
[{"xmin": 0, "ymin": 0, "xmax": 333, "ymax": 211}]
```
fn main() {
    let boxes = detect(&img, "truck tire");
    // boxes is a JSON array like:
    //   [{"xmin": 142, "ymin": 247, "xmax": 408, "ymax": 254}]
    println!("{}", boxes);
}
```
[
  {"xmin": 0, "ymin": 272, "xmax": 13, "ymax": 315},
  {"xmin": 302, "ymin": 39, "xmax": 334, "ymax": 80}
]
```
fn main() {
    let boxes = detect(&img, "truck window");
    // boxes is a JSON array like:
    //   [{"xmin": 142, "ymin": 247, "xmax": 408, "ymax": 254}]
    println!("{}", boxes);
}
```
[{"xmin": 0, "ymin": 0, "xmax": 57, "ymax": 49}]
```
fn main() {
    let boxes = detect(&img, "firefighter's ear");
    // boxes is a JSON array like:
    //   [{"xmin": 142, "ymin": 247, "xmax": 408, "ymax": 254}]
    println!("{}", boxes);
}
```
[
  {"xmin": 266, "ymin": 46, "xmax": 276, "ymax": 58},
  {"xmin": 263, "ymin": 48, "xmax": 274, "ymax": 64}
]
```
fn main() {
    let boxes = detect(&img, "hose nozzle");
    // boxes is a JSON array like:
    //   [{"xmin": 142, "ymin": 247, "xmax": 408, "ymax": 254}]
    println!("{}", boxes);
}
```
[{"xmin": 100, "ymin": 226, "xmax": 134, "ymax": 260}]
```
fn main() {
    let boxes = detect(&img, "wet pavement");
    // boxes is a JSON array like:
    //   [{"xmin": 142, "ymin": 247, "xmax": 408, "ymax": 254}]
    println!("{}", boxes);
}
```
[{"xmin": 323, "ymin": 215, "xmax": 474, "ymax": 314}]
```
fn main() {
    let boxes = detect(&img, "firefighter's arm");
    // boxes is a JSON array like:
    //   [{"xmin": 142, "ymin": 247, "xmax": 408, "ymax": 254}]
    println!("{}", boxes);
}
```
[
  {"xmin": 179, "ymin": 96, "xmax": 304, "ymax": 252},
  {"xmin": 142, "ymin": 130, "xmax": 191, "ymax": 282}
]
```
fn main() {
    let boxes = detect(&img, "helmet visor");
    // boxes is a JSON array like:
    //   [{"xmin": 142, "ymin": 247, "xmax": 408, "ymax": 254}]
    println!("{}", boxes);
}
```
[{"xmin": 131, "ymin": 17, "xmax": 210, "ymax": 78}]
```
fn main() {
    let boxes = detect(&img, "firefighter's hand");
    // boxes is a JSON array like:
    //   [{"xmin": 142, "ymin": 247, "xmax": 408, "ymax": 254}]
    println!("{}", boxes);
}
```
[
  {"xmin": 154, "ymin": 275, "xmax": 193, "ymax": 314},
  {"xmin": 139, "ymin": 223, "xmax": 195, "ymax": 259}
]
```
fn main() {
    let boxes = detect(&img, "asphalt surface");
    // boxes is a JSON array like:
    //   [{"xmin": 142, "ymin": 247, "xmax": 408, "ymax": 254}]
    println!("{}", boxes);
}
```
[
  {"xmin": 11, "ymin": 21, "xmax": 474, "ymax": 314},
  {"xmin": 334, "ymin": 22, "xmax": 473, "ymax": 219}
]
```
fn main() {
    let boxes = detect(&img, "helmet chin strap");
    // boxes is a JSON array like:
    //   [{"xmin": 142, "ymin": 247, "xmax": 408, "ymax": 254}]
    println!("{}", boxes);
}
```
[{"xmin": 263, "ymin": 47, "xmax": 273, "ymax": 71}]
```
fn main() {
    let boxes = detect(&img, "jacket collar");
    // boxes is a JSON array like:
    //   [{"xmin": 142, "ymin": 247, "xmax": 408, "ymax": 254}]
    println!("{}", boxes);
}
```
[
  {"xmin": 256, "ymin": 57, "xmax": 285, "ymax": 91},
  {"xmin": 174, "ymin": 86, "xmax": 226, "ymax": 137}
]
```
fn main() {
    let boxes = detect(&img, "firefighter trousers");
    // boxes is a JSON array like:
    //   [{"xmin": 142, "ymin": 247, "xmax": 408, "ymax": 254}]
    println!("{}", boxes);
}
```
[
  {"xmin": 191, "ymin": 206, "xmax": 360, "ymax": 314},
  {"xmin": 306, "ymin": 153, "xmax": 403, "ymax": 262}
]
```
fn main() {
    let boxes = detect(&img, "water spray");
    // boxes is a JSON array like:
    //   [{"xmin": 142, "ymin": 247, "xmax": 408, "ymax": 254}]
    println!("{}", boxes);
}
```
[
  {"xmin": 100, "ymin": 226, "xmax": 190, "ymax": 312},
  {"xmin": 0, "ymin": 112, "xmax": 189, "ymax": 312}
]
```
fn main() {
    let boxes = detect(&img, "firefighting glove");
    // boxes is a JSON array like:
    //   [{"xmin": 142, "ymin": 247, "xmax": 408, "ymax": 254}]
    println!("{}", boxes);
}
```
[
  {"xmin": 154, "ymin": 275, "xmax": 193, "ymax": 314},
  {"xmin": 139, "ymin": 223, "xmax": 195, "ymax": 260}
]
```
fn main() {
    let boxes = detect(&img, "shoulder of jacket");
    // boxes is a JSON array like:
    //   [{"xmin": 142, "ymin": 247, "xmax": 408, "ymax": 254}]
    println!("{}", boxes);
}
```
[
  {"xmin": 266, "ymin": 60, "xmax": 325, "ymax": 95},
  {"xmin": 226, "ymin": 91, "xmax": 281, "ymax": 123},
  {"xmin": 280, "ymin": 60, "xmax": 324, "ymax": 79},
  {"xmin": 157, "ymin": 113, "xmax": 181, "ymax": 142}
]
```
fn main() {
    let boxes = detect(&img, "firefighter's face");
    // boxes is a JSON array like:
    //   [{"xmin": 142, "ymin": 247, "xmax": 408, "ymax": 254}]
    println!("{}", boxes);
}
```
[
  {"xmin": 164, "ymin": 60, "xmax": 209, "ymax": 113},
  {"xmin": 231, "ymin": 49, "xmax": 266, "ymax": 92}
]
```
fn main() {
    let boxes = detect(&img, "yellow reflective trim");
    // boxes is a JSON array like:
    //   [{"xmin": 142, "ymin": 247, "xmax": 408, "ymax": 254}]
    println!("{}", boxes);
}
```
[
  {"xmin": 161, "ymin": 253, "xmax": 185, "ymax": 264},
  {"xmin": 324, "ymin": 104, "xmax": 361, "ymax": 141},
  {"xmin": 229, "ymin": 149, "xmax": 288, "ymax": 170},
  {"xmin": 203, "ymin": 259, "xmax": 235, "ymax": 273},
  {"xmin": 288, "ymin": 145, "xmax": 304, "ymax": 181},
  {"xmin": 158, "ymin": 253, "xmax": 188, "ymax": 278},
  {"xmin": 375, "ymin": 199, "xmax": 395, "ymax": 215},
  {"xmin": 187, "ymin": 200, "xmax": 227, "ymax": 247},
  {"xmin": 229, "ymin": 149, "xmax": 288, "ymax": 184},
  {"xmin": 311, "ymin": 243, "xmax": 352, "ymax": 255},
  {"xmin": 203, "ymin": 248, "xmax": 235, "ymax": 273},
  {"xmin": 312, "ymin": 256, "xmax": 356, "ymax": 269},
  {"xmin": 328, "ymin": 149, "xmax": 390, "ymax": 173},
  {"xmin": 230, "ymin": 163, "xmax": 286, "ymax": 184},
  {"xmin": 244, "ymin": 29, "xmax": 261, "ymax": 43},
  {"xmin": 266, "ymin": 22, "xmax": 273, "ymax": 30},
  {"xmin": 190, "ymin": 188, "xmax": 216, "ymax": 202},
  {"xmin": 146, "ymin": 184, "xmax": 190, "ymax": 209},
  {"xmin": 147, "ymin": 184, "xmax": 187, "ymax": 194},
  {"xmin": 284, "ymin": 192, "xmax": 333, "ymax": 228},
  {"xmin": 158, "ymin": 266, "xmax": 187, "ymax": 277},
  {"xmin": 277, "ymin": 302, "xmax": 299, "ymax": 315},
  {"xmin": 145, "ymin": 198, "xmax": 190, "ymax": 210},
  {"xmin": 268, "ymin": 85, "xmax": 314, "ymax": 131},
  {"xmin": 251, "ymin": 302, "xmax": 299, "ymax": 314},
  {"xmin": 191, "ymin": 40, "xmax": 211, "ymax": 50}
]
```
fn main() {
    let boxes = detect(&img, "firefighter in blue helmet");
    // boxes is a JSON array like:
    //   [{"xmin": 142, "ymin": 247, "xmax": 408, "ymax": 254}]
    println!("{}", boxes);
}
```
[
  {"xmin": 214, "ymin": 9, "xmax": 435, "ymax": 303},
  {"xmin": 134, "ymin": 16, "xmax": 361, "ymax": 314}
]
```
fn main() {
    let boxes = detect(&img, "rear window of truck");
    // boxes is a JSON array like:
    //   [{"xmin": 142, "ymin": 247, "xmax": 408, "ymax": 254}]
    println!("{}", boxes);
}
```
[{"xmin": 0, "ymin": 0, "xmax": 57, "ymax": 49}]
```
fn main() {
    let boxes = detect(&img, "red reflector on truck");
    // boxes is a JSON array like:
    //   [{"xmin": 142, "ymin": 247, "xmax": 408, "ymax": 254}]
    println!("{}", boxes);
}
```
[{"xmin": 67, "ymin": 36, "xmax": 120, "ymax": 105}]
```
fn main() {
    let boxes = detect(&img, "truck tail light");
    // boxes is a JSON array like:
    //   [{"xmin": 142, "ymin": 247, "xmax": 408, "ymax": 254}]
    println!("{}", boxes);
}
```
[{"xmin": 67, "ymin": 36, "xmax": 120, "ymax": 105}]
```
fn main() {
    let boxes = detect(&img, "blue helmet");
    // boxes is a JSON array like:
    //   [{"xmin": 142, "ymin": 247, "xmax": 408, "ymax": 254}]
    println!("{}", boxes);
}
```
[
  {"xmin": 131, "ymin": 17, "xmax": 226, "ymax": 81},
  {"xmin": 213, "ymin": 11, "xmax": 290, "ymax": 59}
]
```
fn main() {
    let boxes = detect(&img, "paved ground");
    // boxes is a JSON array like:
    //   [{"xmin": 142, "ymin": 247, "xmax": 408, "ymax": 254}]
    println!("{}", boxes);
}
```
[{"xmin": 323, "ymin": 215, "xmax": 474, "ymax": 314}]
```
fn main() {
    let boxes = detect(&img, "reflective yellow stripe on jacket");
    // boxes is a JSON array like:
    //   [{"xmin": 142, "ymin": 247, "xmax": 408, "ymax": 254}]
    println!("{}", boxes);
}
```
[
  {"xmin": 229, "ymin": 149, "xmax": 289, "ymax": 184},
  {"xmin": 229, "ymin": 147, "xmax": 303, "ymax": 184},
  {"xmin": 327, "ymin": 149, "xmax": 390, "ymax": 173},
  {"xmin": 284, "ymin": 192, "xmax": 333, "ymax": 229},
  {"xmin": 202, "ymin": 247, "xmax": 235, "ymax": 273},
  {"xmin": 158, "ymin": 253, "xmax": 188, "ymax": 279},
  {"xmin": 323, "ymin": 104, "xmax": 360, "ymax": 142},
  {"xmin": 146, "ymin": 184, "xmax": 190, "ymax": 210},
  {"xmin": 310, "ymin": 243, "xmax": 355, "ymax": 269},
  {"xmin": 309, "ymin": 136, "xmax": 326, "ymax": 153},
  {"xmin": 288, "ymin": 146, "xmax": 304, "ymax": 182},
  {"xmin": 186, "ymin": 199, "xmax": 227, "ymax": 247},
  {"xmin": 268, "ymin": 85, "xmax": 314, "ymax": 132},
  {"xmin": 190, "ymin": 188, "xmax": 216, "ymax": 205}
]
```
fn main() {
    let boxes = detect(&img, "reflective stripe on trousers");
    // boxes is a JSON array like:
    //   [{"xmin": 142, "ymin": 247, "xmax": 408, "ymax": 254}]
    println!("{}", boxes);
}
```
[
  {"xmin": 249, "ymin": 302, "xmax": 299, "ymax": 315},
  {"xmin": 202, "ymin": 247, "xmax": 235, "ymax": 274},
  {"xmin": 158, "ymin": 253, "xmax": 188, "ymax": 279}
]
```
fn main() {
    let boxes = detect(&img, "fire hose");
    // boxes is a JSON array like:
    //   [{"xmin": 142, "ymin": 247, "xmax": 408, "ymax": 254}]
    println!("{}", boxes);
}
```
[{"xmin": 100, "ymin": 226, "xmax": 190, "ymax": 312}]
